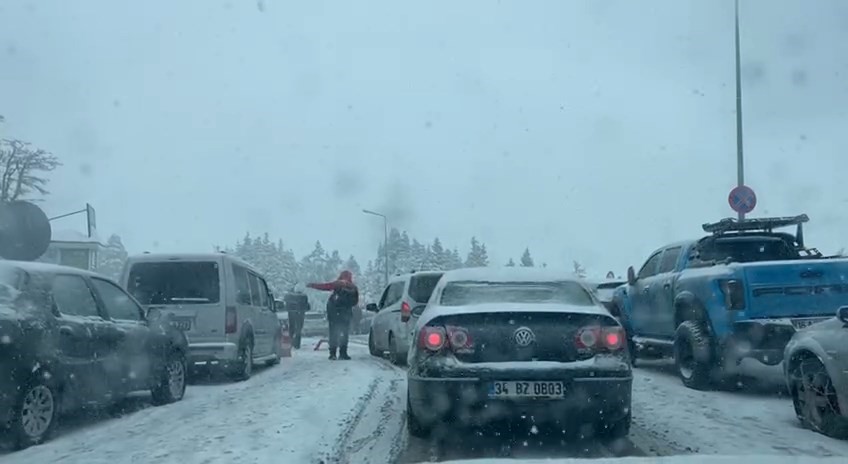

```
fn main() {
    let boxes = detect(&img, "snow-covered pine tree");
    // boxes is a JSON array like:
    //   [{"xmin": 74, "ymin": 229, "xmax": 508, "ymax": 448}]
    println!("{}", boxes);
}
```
[
  {"xmin": 520, "ymin": 248, "xmax": 535, "ymax": 267},
  {"xmin": 506, "ymin": 258, "xmax": 516, "ymax": 267},
  {"xmin": 97, "ymin": 234, "xmax": 128, "ymax": 280},
  {"xmin": 573, "ymin": 260, "xmax": 587, "ymax": 278}
]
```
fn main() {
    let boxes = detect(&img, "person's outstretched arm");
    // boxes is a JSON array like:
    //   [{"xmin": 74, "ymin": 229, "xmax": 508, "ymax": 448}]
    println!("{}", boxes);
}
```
[{"xmin": 307, "ymin": 281, "xmax": 336, "ymax": 291}]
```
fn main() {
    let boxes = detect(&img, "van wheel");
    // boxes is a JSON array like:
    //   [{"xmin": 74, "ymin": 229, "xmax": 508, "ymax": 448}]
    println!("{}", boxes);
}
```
[
  {"xmin": 233, "ymin": 339, "xmax": 254, "ymax": 381},
  {"xmin": 267, "ymin": 333, "xmax": 281, "ymax": 366},
  {"xmin": 152, "ymin": 352, "xmax": 187, "ymax": 405},
  {"xmin": 12, "ymin": 375, "xmax": 59, "ymax": 449}
]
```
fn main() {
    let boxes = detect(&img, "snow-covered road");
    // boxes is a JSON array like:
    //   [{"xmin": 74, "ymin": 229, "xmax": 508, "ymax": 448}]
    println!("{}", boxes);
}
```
[{"xmin": 2, "ymin": 339, "xmax": 847, "ymax": 463}]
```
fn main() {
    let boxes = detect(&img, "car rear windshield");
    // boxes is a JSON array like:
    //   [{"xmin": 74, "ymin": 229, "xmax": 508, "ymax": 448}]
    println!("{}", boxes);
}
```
[
  {"xmin": 698, "ymin": 236, "xmax": 798, "ymax": 263},
  {"xmin": 408, "ymin": 274, "xmax": 443, "ymax": 303},
  {"xmin": 128, "ymin": 261, "xmax": 221, "ymax": 305},
  {"xmin": 440, "ymin": 281, "xmax": 595, "ymax": 307}
]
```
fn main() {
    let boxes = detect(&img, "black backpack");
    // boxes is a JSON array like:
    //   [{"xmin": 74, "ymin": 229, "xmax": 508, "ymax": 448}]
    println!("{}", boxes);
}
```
[{"xmin": 333, "ymin": 285, "xmax": 358, "ymax": 308}]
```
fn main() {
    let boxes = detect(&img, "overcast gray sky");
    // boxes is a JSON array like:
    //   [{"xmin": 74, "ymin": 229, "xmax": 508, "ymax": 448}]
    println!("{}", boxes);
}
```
[{"xmin": 2, "ymin": 0, "xmax": 847, "ymax": 275}]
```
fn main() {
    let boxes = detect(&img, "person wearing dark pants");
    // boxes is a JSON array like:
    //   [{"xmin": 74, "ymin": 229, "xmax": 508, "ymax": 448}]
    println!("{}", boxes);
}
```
[
  {"xmin": 284, "ymin": 291, "xmax": 310, "ymax": 349},
  {"xmin": 327, "ymin": 305, "xmax": 353, "ymax": 359},
  {"xmin": 307, "ymin": 270, "xmax": 359, "ymax": 360}
]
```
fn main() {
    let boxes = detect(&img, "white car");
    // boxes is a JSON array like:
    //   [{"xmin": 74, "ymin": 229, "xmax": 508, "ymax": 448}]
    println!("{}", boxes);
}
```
[{"xmin": 366, "ymin": 271, "xmax": 444, "ymax": 364}]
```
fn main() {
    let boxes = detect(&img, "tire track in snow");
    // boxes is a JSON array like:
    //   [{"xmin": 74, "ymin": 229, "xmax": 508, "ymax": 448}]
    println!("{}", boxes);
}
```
[{"xmin": 318, "ymin": 377, "xmax": 381, "ymax": 464}]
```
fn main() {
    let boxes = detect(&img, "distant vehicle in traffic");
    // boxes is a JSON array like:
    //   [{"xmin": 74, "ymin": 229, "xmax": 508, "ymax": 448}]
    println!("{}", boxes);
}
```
[
  {"xmin": 0, "ymin": 261, "xmax": 188, "ymax": 449},
  {"xmin": 121, "ymin": 253, "xmax": 282, "ymax": 381},
  {"xmin": 784, "ymin": 305, "xmax": 848, "ymax": 439},
  {"xmin": 406, "ymin": 268, "xmax": 632, "ymax": 439},
  {"xmin": 614, "ymin": 215, "xmax": 848, "ymax": 390},
  {"xmin": 366, "ymin": 271, "xmax": 444, "ymax": 365}
]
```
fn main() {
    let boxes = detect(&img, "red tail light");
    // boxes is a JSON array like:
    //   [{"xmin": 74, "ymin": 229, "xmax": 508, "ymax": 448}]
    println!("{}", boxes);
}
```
[
  {"xmin": 225, "ymin": 306, "xmax": 238, "ymax": 334},
  {"xmin": 575, "ymin": 326, "xmax": 624, "ymax": 351},
  {"xmin": 400, "ymin": 301, "xmax": 411, "ymax": 322},
  {"xmin": 419, "ymin": 326, "xmax": 446, "ymax": 351}
]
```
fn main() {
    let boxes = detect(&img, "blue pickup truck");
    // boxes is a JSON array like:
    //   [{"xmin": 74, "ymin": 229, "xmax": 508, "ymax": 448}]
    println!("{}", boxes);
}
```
[{"xmin": 613, "ymin": 215, "xmax": 848, "ymax": 390}]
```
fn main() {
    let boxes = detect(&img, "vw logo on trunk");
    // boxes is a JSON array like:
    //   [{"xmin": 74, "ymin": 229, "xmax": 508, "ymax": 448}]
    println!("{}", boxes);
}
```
[{"xmin": 513, "ymin": 327, "xmax": 535, "ymax": 347}]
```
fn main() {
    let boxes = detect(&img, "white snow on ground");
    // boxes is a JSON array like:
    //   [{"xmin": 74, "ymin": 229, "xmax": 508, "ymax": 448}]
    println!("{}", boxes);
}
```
[
  {"xmin": 1, "ymin": 339, "xmax": 405, "ymax": 464},
  {"xmin": 442, "ymin": 457, "xmax": 845, "ymax": 464},
  {"xmin": 631, "ymin": 360, "xmax": 848, "ymax": 456}
]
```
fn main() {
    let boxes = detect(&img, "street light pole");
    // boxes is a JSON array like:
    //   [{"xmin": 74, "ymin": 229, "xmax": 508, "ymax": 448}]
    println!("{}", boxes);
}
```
[
  {"xmin": 362, "ymin": 209, "xmax": 389, "ymax": 288},
  {"xmin": 734, "ymin": 0, "xmax": 746, "ymax": 221}
]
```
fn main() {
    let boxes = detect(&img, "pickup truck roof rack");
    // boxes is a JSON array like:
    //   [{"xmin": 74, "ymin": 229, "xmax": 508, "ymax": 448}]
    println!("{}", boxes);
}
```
[{"xmin": 702, "ymin": 214, "xmax": 809, "ymax": 234}]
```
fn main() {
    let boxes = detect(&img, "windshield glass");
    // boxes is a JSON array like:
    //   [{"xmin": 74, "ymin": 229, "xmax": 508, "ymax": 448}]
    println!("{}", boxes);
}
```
[
  {"xmin": 128, "ymin": 261, "xmax": 220, "ymax": 304},
  {"xmin": 440, "ymin": 281, "xmax": 595, "ymax": 306}
]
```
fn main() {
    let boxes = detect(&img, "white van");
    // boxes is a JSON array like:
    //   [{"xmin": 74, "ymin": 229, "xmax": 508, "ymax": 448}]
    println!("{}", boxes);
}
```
[{"xmin": 120, "ymin": 253, "xmax": 281, "ymax": 380}]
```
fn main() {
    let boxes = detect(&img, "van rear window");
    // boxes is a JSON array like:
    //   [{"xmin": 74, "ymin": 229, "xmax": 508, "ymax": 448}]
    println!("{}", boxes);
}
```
[
  {"xmin": 128, "ymin": 261, "xmax": 220, "ymax": 305},
  {"xmin": 408, "ymin": 274, "xmax": 442, "ymax": 303}
]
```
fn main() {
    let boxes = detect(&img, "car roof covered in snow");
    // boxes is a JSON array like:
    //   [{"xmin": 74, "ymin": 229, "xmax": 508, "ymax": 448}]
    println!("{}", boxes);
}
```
[
  {"xmin": 126, "ymin": 252, "xmax": 256, "ymax": 270},
  {"xmin": 438, "ymin": 266, "xmax": 581, "ymax": 284},
  {"xmin": 0, "ymin": 260, "xmax": 106, "ymax": 279}
]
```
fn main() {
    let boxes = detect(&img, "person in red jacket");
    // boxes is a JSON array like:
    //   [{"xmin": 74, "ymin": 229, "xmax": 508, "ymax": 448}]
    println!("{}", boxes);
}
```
[{"xmin": 307, "ymin": 270, "xmax": 359, "ymax": 360}]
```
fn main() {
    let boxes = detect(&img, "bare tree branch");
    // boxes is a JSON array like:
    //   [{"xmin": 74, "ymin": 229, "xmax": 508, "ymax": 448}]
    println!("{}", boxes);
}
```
[{"xmin": 0, "ymin": 138, "xmax": 61, "ymax": 201}]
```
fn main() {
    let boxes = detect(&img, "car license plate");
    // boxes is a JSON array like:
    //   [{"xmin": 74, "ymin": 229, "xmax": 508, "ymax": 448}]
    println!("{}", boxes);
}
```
[
  {"xmin": 791, "ymin": 318, "xmax": 827, "ymax": 330},
  {"xmin": 489, "ymin": 381, "xmax": 565, "ymax": 398},
  {"xmin": 170, "ymin": 319, "xmax": 191, "ymax": 331}
]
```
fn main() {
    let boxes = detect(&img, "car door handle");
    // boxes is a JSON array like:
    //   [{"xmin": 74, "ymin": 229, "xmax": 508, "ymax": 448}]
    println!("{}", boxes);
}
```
[
  {"xmin": 642, "ymin": 287, "xmax": 650, "ymax": 294},
  {"xmin": 663, "ymin": 283, "xmax": 671, "ymax": 289},
  {"xmin": 59, "ymin": 326, "xmax": 74, "ymax": 337}
]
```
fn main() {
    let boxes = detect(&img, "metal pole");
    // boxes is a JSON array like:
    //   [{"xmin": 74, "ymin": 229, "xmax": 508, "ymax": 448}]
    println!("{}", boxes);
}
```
[
  {"xmin": 362, "ymin": 209, "xmax": 390, "ymax": 288},
  {"xmin": 383, "ymin": 216, "xmax": 388, "ymax": 287},
  {"xmin": 48, "ymin": 208, "xmax": 87, "ymax": 221},
  {"xmin": 734, "ymin": 0, "xmax": 746, "ymax": 221}
]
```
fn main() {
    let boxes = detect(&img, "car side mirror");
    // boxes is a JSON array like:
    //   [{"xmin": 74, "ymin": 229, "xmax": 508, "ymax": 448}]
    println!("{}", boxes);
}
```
[
  {"xmin": 366, "ymin": 303, "xmax": 378, "ymax": 313},
  {"xmin": 411, "ymin": 304, "xmax": 427, "ymax": 317},
  {"xmin": 838, "ymin": 306, "xmax": 848, "ymax": 325},
  {"xmin": 627, "ymin": 266, "xmax": 637, "ymax": 286}
]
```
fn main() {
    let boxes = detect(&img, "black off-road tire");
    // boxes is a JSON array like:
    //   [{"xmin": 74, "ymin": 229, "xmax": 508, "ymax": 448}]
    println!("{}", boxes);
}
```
[
  {"xmin": 151, "ymin": 351, "xmax": 187, "ymax": 405},
  {"xmin": 11, "ymin": 374, "xmax": 59, "ymax": 449},
  {"xmin": 673, "ymin": 320, "xmax": 715, "ymax": 390}
]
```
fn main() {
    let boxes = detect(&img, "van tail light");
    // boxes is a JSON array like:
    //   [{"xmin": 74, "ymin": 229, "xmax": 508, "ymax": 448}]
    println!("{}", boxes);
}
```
[
  {"xmin": 225, "ymin": 306, "xmax": 238, "ymax": 334},
  {"xmin": 575, "ymin": 326, "xmax": 624, "ymax": 352},
  {"xmin": 446, "ymin": 325, "xmax": 474, "ymax": 354},
  {"xmin": 400, "ymin": 301, "xmax": 411, "ymax": 322},
  {"xmin": 719, "ymin": 279, "xmax": 745, "ymax": 310},
  {"xmin": 419, "ymin": 326, "xmax": 446, "ymax": 351}
]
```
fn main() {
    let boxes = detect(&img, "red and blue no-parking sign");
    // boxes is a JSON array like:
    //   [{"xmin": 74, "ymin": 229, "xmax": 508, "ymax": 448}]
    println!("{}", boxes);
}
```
[{"xmin": 728, "ymin": 185, "xmax": 757, "ymax": 214}]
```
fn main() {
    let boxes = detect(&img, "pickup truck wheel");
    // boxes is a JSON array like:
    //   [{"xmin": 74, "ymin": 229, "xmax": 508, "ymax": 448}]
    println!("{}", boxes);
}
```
[{"xmin": 674, "ymin": 320, "xmax": 714, "ymax": 390}]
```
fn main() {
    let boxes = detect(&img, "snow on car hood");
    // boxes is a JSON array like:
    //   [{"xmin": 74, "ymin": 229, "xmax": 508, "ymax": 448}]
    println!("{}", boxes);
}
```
[
  {"xmin": 442, "ymin": 455, "xmax": 844, "ymax": 464},
  {"xmin": 417, "ymin": 302, "xmax": 611, "ymax": 329}
]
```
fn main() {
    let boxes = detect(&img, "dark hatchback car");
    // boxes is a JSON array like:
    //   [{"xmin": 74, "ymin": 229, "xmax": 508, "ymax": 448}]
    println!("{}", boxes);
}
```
[
  {"xmin": 407, "ymin": 268, "xmax": 632, "ymax": 439},
  {"xmin": 0, "ymin": 261, "xmax": 188, "ymax": 449}
]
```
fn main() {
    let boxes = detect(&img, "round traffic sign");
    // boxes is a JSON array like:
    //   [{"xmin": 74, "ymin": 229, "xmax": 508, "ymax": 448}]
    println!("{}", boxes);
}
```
[{"xmin": 728, "ymin": 185, "xmax": 757, "ymax": 214}]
